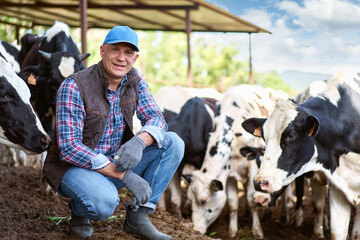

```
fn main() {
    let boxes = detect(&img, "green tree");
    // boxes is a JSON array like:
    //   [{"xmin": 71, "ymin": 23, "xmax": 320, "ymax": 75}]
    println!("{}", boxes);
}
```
[{"xmin": 255, "ymin": 71, "xmax": 297, "ymax": 96}]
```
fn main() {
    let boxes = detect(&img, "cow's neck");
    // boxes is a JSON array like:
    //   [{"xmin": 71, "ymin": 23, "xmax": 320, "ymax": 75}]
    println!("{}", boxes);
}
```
[{"xmin": 301, "ymin": 91, "xmax": 360, "ymax": 173}]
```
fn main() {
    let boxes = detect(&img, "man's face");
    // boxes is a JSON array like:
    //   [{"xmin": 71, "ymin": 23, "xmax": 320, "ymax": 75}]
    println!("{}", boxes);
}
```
[{"xmin": 100, "ymin": 42, "xmax": 139, "ymax": 83}]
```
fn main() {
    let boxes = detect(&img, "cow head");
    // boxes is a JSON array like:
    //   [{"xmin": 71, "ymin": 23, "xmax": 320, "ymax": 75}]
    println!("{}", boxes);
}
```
[
  {"xmin": 20, "ymin": 50, "xmax": 90, "ymax": 89},
  {"xmin": 242, "ymin": 99, "xmax": 319, "ymax": 193},
  {"xmin": 0, "ymin": 57, "xmax": 49, "ymax": 154},
  {"xmin": 186, "ymin": 170, "xmax": 226, "ymax": 234}
]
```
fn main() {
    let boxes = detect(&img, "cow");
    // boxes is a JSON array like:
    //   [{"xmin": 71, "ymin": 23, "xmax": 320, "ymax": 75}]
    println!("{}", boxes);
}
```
[
  {"xmin": 0, "ymin": 40, "xmax": 20, "ymax": 73},
  {"xmin": 158, "ymin": 97, "xmax": 218, "ymax": 217},
  {"xmin": 242, "ymin": 71, "xmax": 360, "ymax": 239},
  {"xmin": 240, "ymin": 145, "xmax": 329, "ymax": 238},
  {"xmin": 293, "ymin": 80, "xmax": 329, "ymax": 238},
  {"xmin": 0, "ymin": 40, "xmax": 43, "ymax": 167},
  {"xmin": 18, "ymin": 21, "xmax": 90, "ymax": 139},
  {"xmin": 150, "ymin": 86, "xmax": 222, "ymax": 216},
  {"xmin": 186, "ymin": 84, "xmax": 289, "ymax": 238},
  {"xmin": 0, "ymin": 56, "xmax": 49, "ymax": 154}
]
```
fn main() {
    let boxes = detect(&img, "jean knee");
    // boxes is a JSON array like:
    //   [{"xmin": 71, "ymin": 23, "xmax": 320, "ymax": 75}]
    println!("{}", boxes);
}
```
[
  {"xmin": 167, "ymin": 132, "xmax": 185, "ymax": 163},
  {"xmin": 87, "ymin": 192, "xmax": 119, "ymax": 220}
]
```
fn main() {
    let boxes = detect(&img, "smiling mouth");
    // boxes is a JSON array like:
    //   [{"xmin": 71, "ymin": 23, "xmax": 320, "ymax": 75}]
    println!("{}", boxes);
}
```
[{"xmin": 113, "ymin": 63, "xmax": 125, "ymax": 69}]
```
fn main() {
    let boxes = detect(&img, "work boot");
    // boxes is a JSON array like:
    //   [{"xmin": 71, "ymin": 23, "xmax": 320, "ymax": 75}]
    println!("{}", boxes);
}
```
[
  {"xmin": 69, "ymin": 212, "xmax": 93, "ymax": 239},
  {"xmin": 124, "ymin": 204, "xmax": 172, "ymax": 240}
]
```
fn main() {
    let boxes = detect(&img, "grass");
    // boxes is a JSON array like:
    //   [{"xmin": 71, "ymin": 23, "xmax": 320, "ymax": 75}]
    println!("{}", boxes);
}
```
[{"xmin": 38, "ymin": 210, "xmax": 126, "ymax": 225}]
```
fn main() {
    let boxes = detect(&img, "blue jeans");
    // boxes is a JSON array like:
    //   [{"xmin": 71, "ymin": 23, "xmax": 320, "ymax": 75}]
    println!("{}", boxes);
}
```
[{"xmin": 58, "ymin": 132, "xmax": 184, "ymax": 220}]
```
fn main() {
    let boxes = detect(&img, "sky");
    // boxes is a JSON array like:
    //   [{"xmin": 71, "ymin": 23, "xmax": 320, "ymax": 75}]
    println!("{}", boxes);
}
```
[{"xmin": 201, "ymin": 0, "xmax": 360, "ymax": 75}]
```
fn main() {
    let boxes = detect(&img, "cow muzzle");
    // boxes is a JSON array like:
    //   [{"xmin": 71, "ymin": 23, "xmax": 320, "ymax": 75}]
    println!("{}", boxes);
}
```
[{"xmin": 253, "ymin": 175, "xmax": 273, "ymax": 193}]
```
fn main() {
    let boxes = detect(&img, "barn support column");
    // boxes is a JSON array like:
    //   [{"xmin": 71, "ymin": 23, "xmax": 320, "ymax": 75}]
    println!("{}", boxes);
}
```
[
  {"xmin": 16, "ymin": 26, "xmax": 20, "ymax": 44},
  {"xmin": 248, "ymin": 33, "xmax": 254, "ymax": 85},
  {"xmin": 186, "ymin": 9, "xmax": 193, "ymax": 87},
  {"xmin": 80, "ymin": 0, "xmax": 88, "ymax": 67}
]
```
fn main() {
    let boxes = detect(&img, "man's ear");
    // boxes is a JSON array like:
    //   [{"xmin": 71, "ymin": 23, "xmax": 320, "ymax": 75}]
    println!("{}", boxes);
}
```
[
  {"xmin": 242, "ymin": 118, "xmax": 266, "ymax": 137},
  {"xmin": 100, "ymin": 44, "xmax": 105, "ymax": 59}
]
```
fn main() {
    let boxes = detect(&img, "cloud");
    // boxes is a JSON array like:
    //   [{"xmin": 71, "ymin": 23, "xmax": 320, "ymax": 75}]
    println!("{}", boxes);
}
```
[
  {"xmin": 198, "ymin": 0, "xmax": 360, "ymax": 75},
  {"xmin": 242, "ymin": 0, "xmax": 360, "ymax": 74},
  {"xmin": 278, "ymin": 0, "xmax": 360, "ymax": 34}
]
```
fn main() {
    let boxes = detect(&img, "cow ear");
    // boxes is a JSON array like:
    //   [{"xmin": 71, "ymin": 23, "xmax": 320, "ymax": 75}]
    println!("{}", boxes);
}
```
[
  {"xmin": 78, "ymin": 53, "xmax": 90, "ymax": 61},
  {"xmin": 182, "ymin": 174, "xmax": 193, "ymax": 183},
  {"xmin": 240, "ymin": 146, "xmax": 257, "ymax": 160},
  {"xmin": 18, "ymin": 66, "xmax": 40, "ymax": 86},
  {"xmin": 242, "ymin": 118, "xmax": 266, "ymax": 137},
  {"xmin": 210, "ymin": 179, "xmax": 223, "ymax": 192},
  {"xmin": 305, "ymin": 115, "xmax": 319, "ymax": 137}
]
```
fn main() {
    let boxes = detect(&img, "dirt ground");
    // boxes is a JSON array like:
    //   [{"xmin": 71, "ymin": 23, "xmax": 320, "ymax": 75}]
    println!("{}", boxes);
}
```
[{"xmin": 0, "ymin": 164, "xmax": 332, "ymax": 240}]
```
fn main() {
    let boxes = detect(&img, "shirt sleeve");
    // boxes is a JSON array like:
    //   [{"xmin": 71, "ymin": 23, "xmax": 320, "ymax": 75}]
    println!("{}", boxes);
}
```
[
  {"xmin": 135, "ymin": 75, "xmax": 168, "ymax": 148},
  {"xmin": 56, "ymin": 77, "xmax": 111, "ymax": 170}
]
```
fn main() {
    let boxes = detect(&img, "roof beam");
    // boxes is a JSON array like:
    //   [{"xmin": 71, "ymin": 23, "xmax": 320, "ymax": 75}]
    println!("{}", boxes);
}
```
[
  {"xmin": 106, "ymin": 8, "xmax": 175, "ymax": 30},
  {"xmin": 0, "ymin": 2, "xmax": 199, "ymax": 10}
]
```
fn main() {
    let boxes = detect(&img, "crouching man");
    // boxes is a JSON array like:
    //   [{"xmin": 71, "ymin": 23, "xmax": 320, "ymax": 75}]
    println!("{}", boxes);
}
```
[{"xmin": 43, "ymin": 25, "xmax": 184, "ymax": 240}]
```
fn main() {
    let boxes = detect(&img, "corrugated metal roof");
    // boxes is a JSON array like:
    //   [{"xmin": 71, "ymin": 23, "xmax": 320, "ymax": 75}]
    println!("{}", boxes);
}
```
[{"xmin": 0, "ymin": 0, "xmax": 271, "ymax": 33}]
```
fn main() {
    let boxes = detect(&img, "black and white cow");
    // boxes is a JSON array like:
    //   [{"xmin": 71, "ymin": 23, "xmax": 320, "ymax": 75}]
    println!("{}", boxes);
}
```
[
  {"xmin": 293, "ymin": 80, "xmax": 329, "ymax": 238},
  {"xmin": 246, "ymin": 80, "xmax": 330, "ymax": 239},
  {"xmin": 0, "ymin": 56, "xmax": 49, "ymax": 153},
  {"xmin": 160, "ymin": 97, "xmax": 217, "ymax": 217},
  {"xmin": 0, "ymin": 40, "xmax": 37, "ymax": 166},
  {"xmin": 0, "ymin": 40, "xmax": 20, "ymax": 73},
  {"xmin": 240, "ymin": 145, "xmax": 329, "ymax": 238},
  {"xmin": 18, "ymin": 21, "xmax": 90, "ymax": 139},
  {"xmin": 151, "ymin": 86, "xmax": 222, "ymax": 217},
  {"xmin": 242, "ymin": 71, "xmax": 360, "ymax": 239},
  {"xmin": 187, "ymin": 85, "xmax": 289, "ymax": 238}
]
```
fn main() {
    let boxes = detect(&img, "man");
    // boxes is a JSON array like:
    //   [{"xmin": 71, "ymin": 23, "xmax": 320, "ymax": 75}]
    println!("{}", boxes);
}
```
[{"xmin": 43, "ymin": 26, "xmax": 184, "ymax": 240}]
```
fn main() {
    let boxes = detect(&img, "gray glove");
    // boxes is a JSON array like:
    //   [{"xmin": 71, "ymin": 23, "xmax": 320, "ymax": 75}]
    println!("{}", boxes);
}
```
[
  {"xmin": 120, "ymin": 170, "xmax": 152, "ymax": 205},
  {"xmin": 114, "ymin": 136, "xmax": 146, "ymax": 172}
]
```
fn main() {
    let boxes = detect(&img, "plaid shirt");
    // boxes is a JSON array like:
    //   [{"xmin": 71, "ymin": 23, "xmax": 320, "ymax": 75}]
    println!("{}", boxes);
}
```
[{"xmin": 56, "ymin": 72, "xmax": 167, "ymax": 170}]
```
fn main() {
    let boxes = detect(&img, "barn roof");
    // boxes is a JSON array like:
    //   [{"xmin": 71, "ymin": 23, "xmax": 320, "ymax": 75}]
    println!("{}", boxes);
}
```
[{"xmin": 0, "ymin": 0, "xmax": 270, "ymax": 34}]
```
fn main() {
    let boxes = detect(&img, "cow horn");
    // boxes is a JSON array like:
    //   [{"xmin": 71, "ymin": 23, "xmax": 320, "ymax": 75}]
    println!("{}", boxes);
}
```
[
  {"xmin": 78, "ymin": 53, "xmax": 90, "ymax": 61},
  {"xmin": 39, "ymin": 50, "xmax": 52, "ymax": 60}
]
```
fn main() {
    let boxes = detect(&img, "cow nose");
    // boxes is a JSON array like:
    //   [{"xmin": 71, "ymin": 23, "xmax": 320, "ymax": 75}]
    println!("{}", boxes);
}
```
[
  {"xmin": 253, "ymin": 178, "xmax": 270, "ymax": 192},
  {"xmin": 40, "ymin": 135, "xmax": 50, "ymax": 150},
  {"xmin": 201, "ymin": 199, "xmax": 207, "ymax": 206}
]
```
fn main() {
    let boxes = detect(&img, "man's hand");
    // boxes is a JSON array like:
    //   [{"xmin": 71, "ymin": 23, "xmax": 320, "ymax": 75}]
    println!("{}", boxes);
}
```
[
  {"xmin": 120, "ymin": 170, "xmax": 152, "ymax": 205},
  {"xmin": 114, "ymin": 136, "xmax": 146, "ymax": 172}
]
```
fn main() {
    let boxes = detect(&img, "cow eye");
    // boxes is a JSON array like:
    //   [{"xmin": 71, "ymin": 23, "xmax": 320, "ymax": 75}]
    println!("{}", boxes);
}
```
[
  {"xmin": 0, "ymin": 93, "xmax": 9, "ymax": 103},
  {"xmin": 286, "ymin": 132, "xmax": 297, "ymax": 142}
]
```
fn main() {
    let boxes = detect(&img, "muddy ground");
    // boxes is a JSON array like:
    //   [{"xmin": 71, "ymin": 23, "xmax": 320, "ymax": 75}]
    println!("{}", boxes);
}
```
[{"xmin": 0, "ymin": 164, "xmax": 332, "ymax": 240}]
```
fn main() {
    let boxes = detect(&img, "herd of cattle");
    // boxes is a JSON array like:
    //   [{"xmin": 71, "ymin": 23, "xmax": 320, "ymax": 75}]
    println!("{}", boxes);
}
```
[{"xmin": 0, "ymin": 21, "xmax": 359, "ymax": 240}]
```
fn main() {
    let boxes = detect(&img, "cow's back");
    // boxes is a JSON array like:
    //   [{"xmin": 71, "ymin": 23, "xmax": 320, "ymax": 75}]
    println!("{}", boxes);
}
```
[{"xmin": 201, "ymin": 84, "xmax": 288, "ymax": 176}]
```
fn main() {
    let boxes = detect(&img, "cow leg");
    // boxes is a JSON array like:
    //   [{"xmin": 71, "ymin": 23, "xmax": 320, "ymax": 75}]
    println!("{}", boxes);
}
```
[
  {"xmin": 295, "ymin": 175, "xmax": 304, "ymax": 227},
  {"xmin": 351, "ymin": 205, "xmax": 360, "ymax": 240},
  {"xmin": 8, "ymin": 147, "xmax": 18, "ymax": 166},
  {"xmin": 311, "ymin": 177, "xmax": 326, "ymax": 239},
  {"xmin": 226, "ymin": 176, "xmax": 238, "ymax": 238},
  {"xmin": 247, "ymin": 160, "xmax": 264, "ymax": 239},
  {"xmin": 169, "ymin": 171, "xmax": 182, "ymax": 217},
  {"xmin": 158, "ymin": 192, "xmax": 167, "ymax": 211},
  {"xmin": 282, "ymin": 184, "xmax": 294, "ymax": 225},
  {"xmin": 17, "ymin": 150, "xmax": 27, "ymax": 166},
  {"xmin": 329, "ymin": 184, "xmax": 351, "ymax": 240}
]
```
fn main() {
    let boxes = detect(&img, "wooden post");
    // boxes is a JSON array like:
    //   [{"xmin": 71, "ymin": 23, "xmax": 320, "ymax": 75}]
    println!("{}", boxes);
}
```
[
  {"xmin": 248, "ymin": 33, "xmax": 254, "ymax": 85},
  {"xmin": 80, "ymin": 0, "xmax": 88, "ymax": 67},
  {"xmin": 16, "ymin": 26, "xmax": 20, "ymax": 44},
  {"xmin": 186, "ymin": 9, "xmax": 193, "ymax": 87}
]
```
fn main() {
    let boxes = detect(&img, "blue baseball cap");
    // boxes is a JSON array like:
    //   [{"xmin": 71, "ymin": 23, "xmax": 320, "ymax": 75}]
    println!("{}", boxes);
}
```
[{"xmin": 103, "ymin": 26, "xmax": 139, "ymax": 52}]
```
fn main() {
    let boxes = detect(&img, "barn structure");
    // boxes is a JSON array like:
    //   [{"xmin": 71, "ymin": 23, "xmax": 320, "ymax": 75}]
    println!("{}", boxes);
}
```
[{"xmin": 0, "ymin": 0, "xmax": 270, "ymax": 85}]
